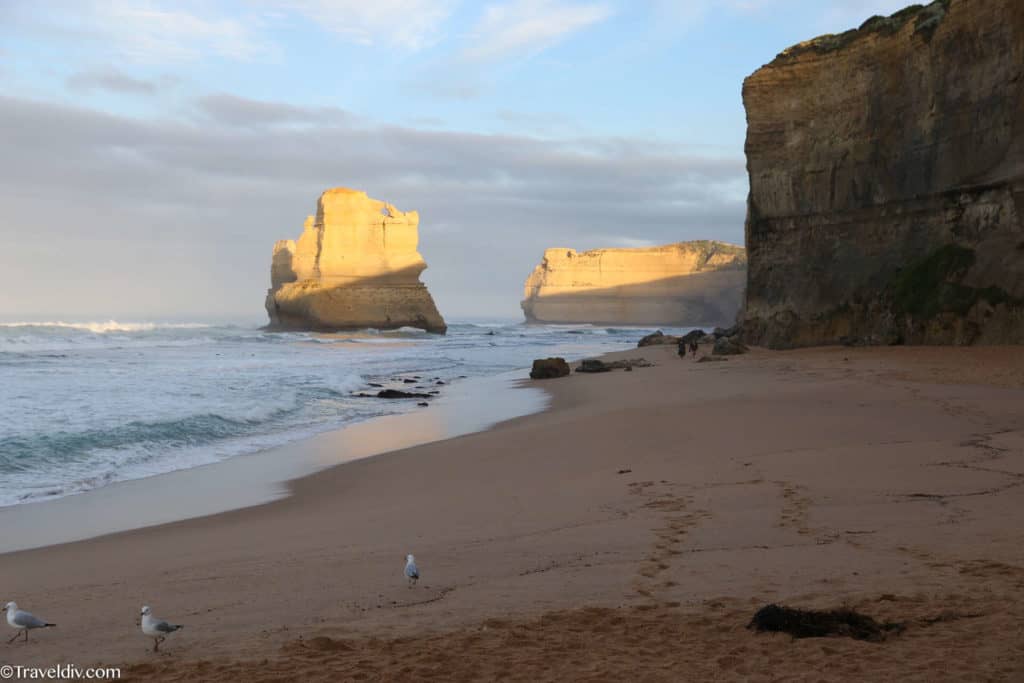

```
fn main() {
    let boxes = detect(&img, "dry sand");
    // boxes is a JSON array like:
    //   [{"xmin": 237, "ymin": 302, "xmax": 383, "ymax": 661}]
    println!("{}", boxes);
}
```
[{"xmin": 2, "ymin": 344, "xmax": 1024, "ymax": 681}]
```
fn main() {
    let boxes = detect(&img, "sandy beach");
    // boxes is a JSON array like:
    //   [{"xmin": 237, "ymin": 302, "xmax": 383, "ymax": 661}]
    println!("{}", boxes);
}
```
[{"xmin": 3, "ymin": 344, "xmax": 1024, "ymax": 681}]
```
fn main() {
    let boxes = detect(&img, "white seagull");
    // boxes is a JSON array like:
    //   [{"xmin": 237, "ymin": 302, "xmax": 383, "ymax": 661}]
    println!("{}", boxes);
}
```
[
  {"xmin": 140, "ymin": 606, "xmax": 183, "ymax": 652},
  {"xmin": 3, "ymin": 602, "xmax": 55, "ymax": 644},
  {"xmin": 405, "ymin": 554, "xmax": 420, "ymax": 588}
]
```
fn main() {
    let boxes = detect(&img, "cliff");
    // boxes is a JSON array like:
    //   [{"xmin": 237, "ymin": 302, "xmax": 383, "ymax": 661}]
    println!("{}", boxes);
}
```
[
  {"xmin": 742, "ymin": 0, "xmax": 1024, "ymax": 348},
  {"xmin": 521, "ymin": 241, "xmax": 747, "ymax": 326},
  {"xmin": 265, "ymin": 188, "xmax": 447, "ymax": 333}
]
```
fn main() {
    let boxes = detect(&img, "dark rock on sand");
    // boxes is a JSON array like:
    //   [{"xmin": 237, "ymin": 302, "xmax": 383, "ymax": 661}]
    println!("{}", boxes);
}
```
[
  {"xmin": 637, "ymin": 330, "xmax": 680, "ymax": 347},
  {"xmin": 577, "ymin": 358, "xmax": 606, "ymax": 374},
  {"xmin": 712, "ymin": 336, "xmax": 748, "ymax": 356},
  {"xmin": 577, "ymin": 358, "xmax": 654, "ymax": 373},
  {"xmin": 530, "ymin": 358, "xmax": 571, "ymax": 379},
  {"xmin": 680, "ymin": 329, "xmax": 707, "ymax": 345},
  {"xmin": 697, "ymin": 356, "xmax": 728, "ymax": 363},
  {"xmin": 378, "ymin": 389, "xmax": 433, "ymax": 399}
]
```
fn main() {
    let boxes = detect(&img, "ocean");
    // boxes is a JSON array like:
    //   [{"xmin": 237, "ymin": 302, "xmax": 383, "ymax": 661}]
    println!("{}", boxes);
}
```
[{"xmin": 0, "ymin": 320, "xmax": 688, "ymax": 508}]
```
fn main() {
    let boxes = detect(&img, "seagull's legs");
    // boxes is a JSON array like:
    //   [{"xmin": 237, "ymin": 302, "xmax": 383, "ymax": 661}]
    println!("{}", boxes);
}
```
[
  {"xmin": 7, "ymin": 630, "xmax": 22, "ymax": 644},
  {"xmin": 153, "ymin": 637, "xmax": 160, "ymax": 652}
]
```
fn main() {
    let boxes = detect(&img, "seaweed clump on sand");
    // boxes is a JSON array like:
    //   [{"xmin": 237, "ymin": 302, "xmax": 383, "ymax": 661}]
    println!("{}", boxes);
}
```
[{"xmin": 747, "ymin": 604, "xmax": 904, "ymax": 642}]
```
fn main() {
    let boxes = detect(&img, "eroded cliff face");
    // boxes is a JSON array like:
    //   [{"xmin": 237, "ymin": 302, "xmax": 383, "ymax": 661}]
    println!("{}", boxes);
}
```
[
  {"xmin": 521, "ymin": 241, "xmax": 746, "ymax": 326},
  {"xmin": 743, "ymin": 0, "xmax": 1024, "ymax": 348},
  {"xmin": 265, "ymin": 188, "xmax": 446, "ymax": 333}
]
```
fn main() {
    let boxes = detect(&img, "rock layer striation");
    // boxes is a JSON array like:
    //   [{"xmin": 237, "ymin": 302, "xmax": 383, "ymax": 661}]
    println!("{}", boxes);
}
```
[
  {"xmin": 521, "ymin": 241, "xmax": 746, "ymax": 326},
  {"xmin": 265, "ymin": 188, "xmax": 446, "ymax": 333},
  {"xmin": 742, "ymin": 0, "xmax": 1024, "ymax": 348}
]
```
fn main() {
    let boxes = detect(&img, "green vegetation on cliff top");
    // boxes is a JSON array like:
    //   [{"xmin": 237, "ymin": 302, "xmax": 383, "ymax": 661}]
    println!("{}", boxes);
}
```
[{"xmin": 773, "ymin": 0, "xmax": 951, "ymax": 63}]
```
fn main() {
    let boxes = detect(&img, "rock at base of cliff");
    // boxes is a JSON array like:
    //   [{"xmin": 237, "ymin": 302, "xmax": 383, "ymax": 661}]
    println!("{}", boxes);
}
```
[
  {"xmin": 713, "ymin": 336, "xmax": 748, "ymax": 356},
  {"xmin": 530, "ymin": 358, "xmax": 571, "ymax": 379},
  {"xmin": 712, "ymin": 325, "xmax": 741, "ymax": 339},
  {"xmin": 638, "ymin": 330, "xmax": 681, "ymax": 347}
]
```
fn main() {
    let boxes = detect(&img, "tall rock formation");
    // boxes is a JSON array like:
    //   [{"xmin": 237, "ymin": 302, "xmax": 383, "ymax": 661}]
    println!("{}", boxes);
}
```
[
  {"xmin": 521, "ymin": 241, "xmax": 747, "ymax": 326},
  {"xmin": 743, "ymin": 0, "xmax": 1024, "ymax": 348},
  {"xmin": 265, "ymin": 188, "xmax": 447, "ymax": 333}
]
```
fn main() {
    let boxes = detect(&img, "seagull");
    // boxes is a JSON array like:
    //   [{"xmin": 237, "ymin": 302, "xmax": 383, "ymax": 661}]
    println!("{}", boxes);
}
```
[
  {"xmin": 140, "ymin": 606, "xmax": 183, "ymax": 652},
  {"xmin": 3, "ymin": 602, "xmax": 55, "ymax": 644},
  {"xmin": 405, "ymin": 554, "xmax": 420, "ymax": 588}
]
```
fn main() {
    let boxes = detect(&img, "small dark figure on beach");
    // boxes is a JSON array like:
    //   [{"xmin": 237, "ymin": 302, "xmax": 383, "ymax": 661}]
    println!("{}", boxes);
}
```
[{"xmin": 689, "ymin": 341, "xmax": 699, "ymax": 358}]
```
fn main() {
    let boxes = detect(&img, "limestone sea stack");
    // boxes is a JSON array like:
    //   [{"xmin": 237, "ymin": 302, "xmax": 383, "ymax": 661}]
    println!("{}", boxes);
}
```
[
  {"xmin": 265, "ymin": 188, "xmax": 446, "ymax": 333},
  {"xmin": 521, "ymin": 241, "xmax": 746, "ymax": 326},
  {"xmin": 742, "ymin": 0, "xmax": 1024, "ymax": 348}
]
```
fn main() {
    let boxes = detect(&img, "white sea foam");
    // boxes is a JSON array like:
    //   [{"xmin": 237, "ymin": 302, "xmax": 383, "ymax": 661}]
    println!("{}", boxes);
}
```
[{"xmin": 0, "ymin": 320, "xmax": 213, "ymax": 333}]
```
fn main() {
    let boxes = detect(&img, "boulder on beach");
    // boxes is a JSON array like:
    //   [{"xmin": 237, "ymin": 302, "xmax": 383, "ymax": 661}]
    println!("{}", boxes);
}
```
[
  {"xmin": 576, "ymin": 358, "xmax": 653, "ymax": 373},
  {"xmin": 377, "ymin": 389, "xmax": 433, "ymax": 399},
  {"xmin": 637, "ymin": 330, "xmax": 680, "ymax": 347},
  {"xmin": 712, "ymin": 336, "xmax": 748, "ymax": 356},
  {"xmin": 577, "ymin": 359, "xmax": 613, "ymax": 373},
  {"xmin": 680, "ymin": 329, "xmax": 707, "ymax": 345},
  {"xmin": 530, "ymin": 358, "xmax": 571, "ymax": 379}
]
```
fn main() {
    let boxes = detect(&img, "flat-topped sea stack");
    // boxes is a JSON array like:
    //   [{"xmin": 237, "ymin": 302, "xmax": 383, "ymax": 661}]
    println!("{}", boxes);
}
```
[
  {"xmin": 265, "ymin": 188, "xmax": 446, "ymax": 333},
  {"xmin": 742, "ymin": 0, "xmax": 1024, "ymax": 348},
  {"xmin": 521, "ymin": 241, "xmax": 747, "ymax": 326}
]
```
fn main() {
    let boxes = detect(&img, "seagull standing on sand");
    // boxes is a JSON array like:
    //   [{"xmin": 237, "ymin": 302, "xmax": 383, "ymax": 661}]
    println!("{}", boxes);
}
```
[
  {"xmin": 405, "ymin": 554, "xmax": 420, "ymax": 588},
  {"xmin": 140, "ymin": 606, "xmax": 183, "ymax": 652},
  {"xmin": 3, "ymin": 602, "xmax": 55, "ymax": 643}
]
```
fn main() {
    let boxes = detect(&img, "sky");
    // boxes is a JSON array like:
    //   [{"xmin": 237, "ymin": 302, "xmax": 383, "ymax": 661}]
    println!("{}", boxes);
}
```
[{"xmin": 0, "ymin": 0, "xmax": 914, "ymax": 322}]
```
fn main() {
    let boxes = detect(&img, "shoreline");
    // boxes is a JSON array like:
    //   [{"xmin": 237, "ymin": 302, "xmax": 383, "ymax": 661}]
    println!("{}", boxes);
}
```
[
  {"xmin": 0, "ymin": 368, "xmax": 549, "ymax": 554},
  {"xmin": 2, "ymin": 344, "xmax": 1024, "ymax": 679}
]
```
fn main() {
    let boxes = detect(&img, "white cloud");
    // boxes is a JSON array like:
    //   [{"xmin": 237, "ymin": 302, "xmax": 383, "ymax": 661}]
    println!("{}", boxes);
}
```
[
  {"xmin": 83, "ymin": 1, "xmax": 267, "ymax": 63},
  {"xmin": 4, "ymin": 0, "xmax": 270, "ymax": 64},
  {"xmin": 273, "ymin": 0, "xmax": 456, "ymax": 49},
  {"xmin": 464, "ymin": 0, "xmax": 612, "ymax": 61}
]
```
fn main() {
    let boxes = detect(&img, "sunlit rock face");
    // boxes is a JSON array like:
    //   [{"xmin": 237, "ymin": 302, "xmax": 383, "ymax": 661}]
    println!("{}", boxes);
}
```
[
  {"xmin": 742, "ymin": 0, "xmax": 1024, "ymax": 348},
  {"xmin": 521, "ymin": 241, "xmax": 747, "ymax": 326},
  {"xmin": 265, "ymin": 188, "xmax": 447, "ymax": 333}
]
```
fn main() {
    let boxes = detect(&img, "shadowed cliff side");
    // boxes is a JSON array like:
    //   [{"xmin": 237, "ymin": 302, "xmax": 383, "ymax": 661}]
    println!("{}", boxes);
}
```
[
  {"xmin": 522, "ymin": 241, "xmax": 746, "ymax": 326},
  {"xmin": 265, "ymin": 188, "xmax": 446, "ymax": 334},
  {"xmin": 742, "ymin": 0, "xmax": 1024, "ymax": 348}
]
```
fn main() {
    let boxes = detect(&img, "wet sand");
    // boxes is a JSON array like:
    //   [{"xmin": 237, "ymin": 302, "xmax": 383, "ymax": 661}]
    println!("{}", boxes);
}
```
[{"xmin": 2, "ymin": 345, "xmax": 1024, "ymax": 681}]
